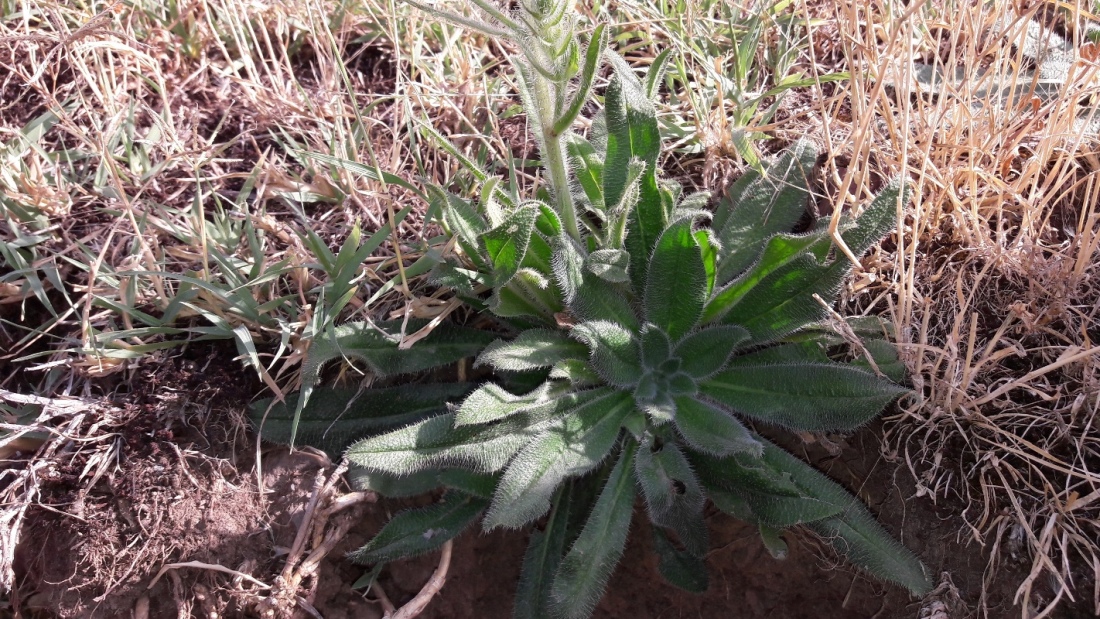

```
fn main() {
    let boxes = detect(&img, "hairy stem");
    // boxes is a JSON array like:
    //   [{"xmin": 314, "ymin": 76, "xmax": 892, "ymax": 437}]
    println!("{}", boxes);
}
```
[{"xmin": 531, "ymin": 73, "xmax": 581, "ymax": 241}]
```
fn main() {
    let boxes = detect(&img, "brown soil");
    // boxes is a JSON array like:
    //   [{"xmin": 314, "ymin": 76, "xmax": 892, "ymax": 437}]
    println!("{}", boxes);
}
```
[{"xmin": 3, "ymin": 347, "xmax": 1084, "ymax": 619}]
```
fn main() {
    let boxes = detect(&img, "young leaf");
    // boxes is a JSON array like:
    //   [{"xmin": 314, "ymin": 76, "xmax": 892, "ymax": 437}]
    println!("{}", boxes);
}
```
[
  {"xmin": 634, "ymin": 441, "xmax": 708, "ymax": 556},
  {"xmin": 550, "ymin": 442, "xmax": 637, "ymax": 619},
  {"xmin": 638, "ymin": 324, "xmax": 671, "ymax": 370},
  {"xmin": 484, "ymin": 391, "xmax": 634, "ymax": 529},
  {"xmin": 645, "ymin": 220, "xmax": 707, "ymax": 340},
  {"xmin": 673, "ymin": 325, "xmax": 750, "ymax": 379},
  {"xmin": 482, "ymin": 203, "xmax": 540, "ymax": 286},
  {"xmin": 554, "ymin": 23, "xmax": 608, "ymax": 135},
  {"xmin": 586, "ymin": 249, "xmax": 630, "ymax": 283},
  {"xmin": 673, "ymin": 396, "xmax": 760, "ymax": 457},
  {"xmin": 251, "ymin": 383, "xmax": 472, "ymax": 457},
  {"xmin": 565, "ymin": 134, "xmax": 605, "ymax": 212},
  {"xmin": 759, "ymin": 525, "xmax": 789, "ymax": 560},
  {"xmin": 349, "ymin": 492, "xmax": 487, "ymax": 564},
  {"xmin": 476, "ymin": 329, "xmax": 589, "ymax": 372},
  {"xmin": 571, "ymin": 321, "xmax": 644, "ymax": 387},
  {"xmin": 851, "ymin": 339, "xmax": 907, "ymax": 384},
  {"xmin": 652, "ymin": 526, "xmax": 709, "ymax": 593},
  {"xmin": 349, "ymin": 468, "xmax": 447, "ymax": 498},
  {"xmin": 554, "ymin": 237, "xmax": 639, "ymax": 329},
  {"xmin": 699, "ymin": 363, "xmax": 908, "ymax": 431}
]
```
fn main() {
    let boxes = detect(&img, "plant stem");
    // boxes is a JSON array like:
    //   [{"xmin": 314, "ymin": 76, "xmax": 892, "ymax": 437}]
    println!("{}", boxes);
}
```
[{"xmin": 531, "ymin": 72, "xmax": 581, "ymax": 242}]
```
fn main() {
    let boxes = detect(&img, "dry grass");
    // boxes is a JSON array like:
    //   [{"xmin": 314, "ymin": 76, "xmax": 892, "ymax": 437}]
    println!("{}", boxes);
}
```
[{"xmin": 2, "ymin": 0, "xmax": 1100, "ymax": 616}]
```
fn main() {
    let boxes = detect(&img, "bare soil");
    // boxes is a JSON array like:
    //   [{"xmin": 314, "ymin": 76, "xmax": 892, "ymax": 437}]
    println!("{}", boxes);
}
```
[{"xmin": 1, "ymin": 343, "xmax": 1085, "ymax": 619}]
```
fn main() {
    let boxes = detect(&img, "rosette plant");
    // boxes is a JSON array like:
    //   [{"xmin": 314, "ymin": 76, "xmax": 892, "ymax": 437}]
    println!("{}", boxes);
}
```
[{"xmin": 253, "ymin": 1, "xmax": 931, "ymax": 616}]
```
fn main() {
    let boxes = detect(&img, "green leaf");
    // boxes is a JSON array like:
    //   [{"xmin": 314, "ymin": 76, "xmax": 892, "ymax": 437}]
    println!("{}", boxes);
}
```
[
  {"xmin": 638, "ymin": 324, "xmax": 671, "ymax": 369},
  {"xmin": 602, "ymin": 63, "xmax": 660, "ymax": 218},
  {"xmin": 514, "ymin": 486, "xmax": 574, "ymax": 619},
  {"xmin": 759, "ymin": 525, "xmax": 789, "ymax": 560},
  {"xmin": 476, "ymin": 329, "xmax": 589, "ymax": 372},
  {"xmin": 553, "ymin": 237, "xmax": 639, "ymax": 329},
  {"xmin": 712, "ymin": 140, "xmax": 817, "ymax": 285},
  {"xmin": 550, "ymin": 441, "xmax": 637, "ymax": 619},
  {"xmin": 484, "ymin": 391, "xmax": 634, "ymax": 529},
  {"xmin": 635, "ymin": 441, "xmax": 708, "ymax": 556},
  {"xmin": 553, "ymin": 23, "xmax": 607, "ymax": 135},
  {"xmin": 603, "ymin": 53, "xmax": 665, "ymax": 285},
  {"xmin": 349, "ymin": 492, "xmax": 486, "ymax": 564},
  {"xmin": 440, "ymin": 190, "xmax": 490, "ymax": 271},
  {"xmin": 755, "ymin": 440, "xmax": 931, "ymax": 593},
  {"xmin": 251, "ymin": 383, "xmax": 472, "ymax": 457},
  {"xmin": 852, "ymin": 339, "xmax": 907, "ymax": 384},
  {"xmin": 699, "ymin": 363, "xmax": 908, "ymax": 431},
  {"xmin": 719, "ymin": 257, "xmax": 848, "ymax": 344},
  {"xmin": 482, "ymin": 203, "xmax": 540, "ymax": 286},
  {"xmin": 455, "ymin": 382, "xmax": 555, "ymax": 427},
  {"xmin": 571, "ymin": 321, "xmax": 644, "ymax": 387},
  {"xmin": 673, "ymin": 396, "xmax": 760, "ymax": 457},
  {"xmin": 348, "ymin": 468, "xmax": 446, "ymax": 498},
  {"xmin": 586, "ymin": 249, "xmax": 630, "ymax": 283},
  {"xmin": 291, "ymin": 321, "xmax": 493, "ymax": 446},
  {"xmin": 346, "ymin": 388, "xmax": 612, "ymax": 475},
  {"xmin": 644, "ymin": 48, "xmax": 674, "ymax": 100},
  {"xmin": 809, "ymin": 510, "xmax": 931, "ymax": 595},
  {"xmin": 652, "ymin": 527, "xmax": 709, "ymax": 593},
  {"xmin": 673, "ymin": 326, "xmax": 750, "ymax": 379},
  {"xmin": 645, "ymin": 220, "xmax": 707, "ymax": 340},
  {"xmin": 702, "ymin": 231, "xmax": 828, "ymax": 325},
  {"xmin": 695, "ymin": 229, "xmax": 718, "ymax": 297},
  {"xmin": 841, "ymin": 177, "xmax": 908, "ymax": 257},
  {"xmin": 565, "ymin": 134, "xmax": 604, "ymax": 212},
  {"xmin": 549, "ymin": 359, "xmax": 602, "ymax": 386}
]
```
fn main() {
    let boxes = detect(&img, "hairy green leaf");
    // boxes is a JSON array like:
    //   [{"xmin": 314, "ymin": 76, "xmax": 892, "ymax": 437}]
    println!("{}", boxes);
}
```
[
  {"xmin": 515, "ymin": 485, "xmax": 574, "ymax": 619},
  {"xmin": 476, "ymin": 329, "xmax": 589, "ymax": 372},
  {"xmin": 699, "ymin": 363, "xmax": 907, "ymax": 431},
  {"xmin": 252, "ymin": 383, "xmax": 472, "ymax": 457},
  {"xmin": 720, "ymin": 257, "xmax": 848, "ymax": 344},
  {"xmin": 346, "ymin": 388, "xmax": 611, "ymax": 475},
  {"xmin": 571, "ymin": 321, "xmax": 644, "ymax": 387},
  {"xmin": 456, "ymin": 382, "xmax": 555, "ymax": 427},
  {"xmin": 485, "ymin": 391, "xmax": 633, "ymax": 529},
  {"xmin": 349, "ymin": 492, "xmax": 486, "ymax": 564},
  {"xmin": 565, "ymin": 134, "xmax": 605, "ymax": 212},
  {"xmin": 809, "ymin": 510, "xmax": 931, "ymax": 595},
  {"xmin": 550, "ymin": 441, "xmax": 636, "ymax": 619},
  {"xmin": 645, "ymin": 220, "xmax": 707, "ymax": 340},
  {"xmin": 673, "ymin": 396, "xmax": 760, "ymax": 457},
  {"xmin": 291, "ymin": 321, "xmax": 493, "ymax": 446},
  {"xmin": 712, "ymin": 140, "xmax": 817, "ymax": 285},
  {"xmin": 702, "ymin": 232, "xmax": 828, "ymax": 325},
  {"xmin": 652, "ymin": 526, "xmax": 709, "ymax": 593},
  {"xmin": 673, "ymin": 326, "xmax": 750, "ymax": 379},
  {"xmin": 482, "ymin": 203, "xmax": 540, "ymax": 286},
  {"xmin": 635, "ymin": 441, "xmax": 708, "ymax": 556},
  {"xmin": 586, "ymin": 249, "xmax": 630, "ymax": 283}
]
